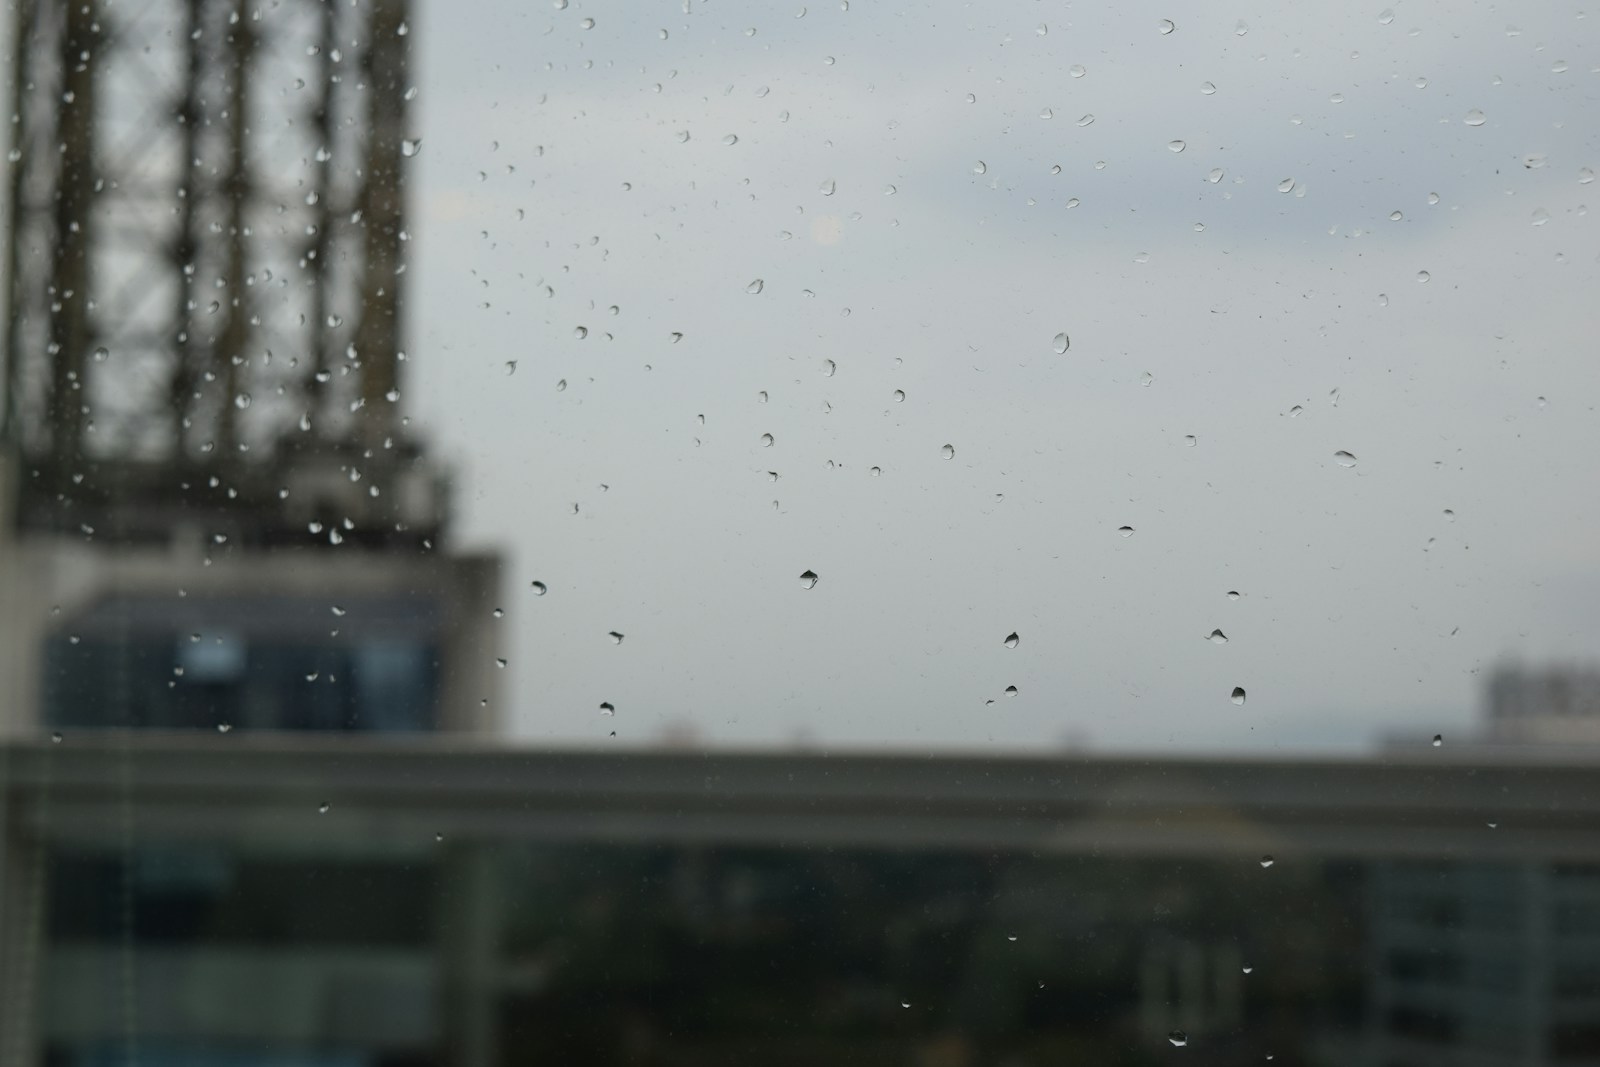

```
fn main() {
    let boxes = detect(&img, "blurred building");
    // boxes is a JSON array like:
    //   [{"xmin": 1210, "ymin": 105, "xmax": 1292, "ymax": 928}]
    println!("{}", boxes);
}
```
[
  {"xmin": 1, "ymin": 740, "xmax": 1598, "ymax": 1067},
  {"xmin": 1484, "ymin": 666, "xmax": 1600, "ymax": 746},
  {"xmin": 0, "ymin": 0, "xmax": 502, "ymax": 738}
]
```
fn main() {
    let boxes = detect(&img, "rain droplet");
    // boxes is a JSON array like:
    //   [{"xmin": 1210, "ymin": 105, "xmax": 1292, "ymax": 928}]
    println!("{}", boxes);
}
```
[
  {"xmin": 1378, "ymin": 8, "xmax": 1395, "ymax": 23},
  {"xmin": 819, "ymin": 178, "xmax": 836, "ymax": 196},
  {"xmin": 746, "ymin": 279, "xmax": 765, "ymax": 294},
  {"xmin": 823, "ymin": 359, "xmax": 837, "ymax": 377},
  {"xmin": 1242, "ymin": 964, "xmax": 1254, "ymax": 974},
  {"xmin": 1207, "ymin": 168, "xmax": 1224, "ymax": 183},
  {"xmin": 799, "ymin": 570, "xmax": 819, "ymax": 589},
  {"xmin": 579, "ymin": 17, "xmax": 594, "ymax": 28},
  {"xmin": 869, "ymin": 466, "xmax": 882, "ymax": 476},
  {"xmin": 1531, "ymin": 207, "xmax": 1550, "ymax": 226},
  {"xmin": 1207, "ymin": 629, "xmax": 1228, "ymax": 644},
  {"xmin": 1069, "ymin": 65, "xmax": 1086, "ymax": 78},
  {"xmin": 216, "ymin": 723, "xmax": 232, "ymax": 734},
  {"xmin": 1333, "ymin": 450, "xmax": 1358, "ymax": 467},
  {"xmin": 530, "ymin": 580, "xmax": 548, "ymax": 595},
  {"xmin": 574, "ymin": 326, "xmax": 588, "ymax": 339},
  {"xmin": 1580, "ymin": 168, "xmax": 1595, "ymax": 185},
  {"xmin": 556, "ymin": 379, "xmax": 567, "ymax": 392},
  {"xmin": 1052, "ymin": 332, "xmax": 1070, "ymax": 353},
  {"xmin": 1169, "ymin": 1032, "xmax": 1188, "ymax": 1047},
  {"xmin": 1036, "ymin": 22, "xmax": 1047, "ymax": 35},
  {"xmin": 608, "ymin": 631, "xmax": 625, "ymax": 644},
  {"xmin": 973, "ymin": 160, "xmax": 987, "ymax": 175},
  {"xmin": 1076, "ymin": 114, "xmax": 1095, "ymax": 127},
  {"xmin": 50, "ymin": 731, "xmax": 63, "ymax": 744},
  {"xmin": 1039, "ymin": 107, "xmax": 1054, "ymax": 120},
  {"xmin": 495, "ymin": 658, "xmax": 508, "ymax": 669},
  {"xmin": 505, "ymin": 361, "xmax": 518, "ymax": 376},
  {"xmin": 318, "ymin": 802, "xmax": 331, "ymax": 814},
  {"xmin": 941, "ymin": 443, "xmax": 955, "ymax": 460},
  {"xmin": 400, "ymin": 139, "xmax": 421, "ymax": 158},
  {"xmin": 1168, "ymin": 140, "xmax": 1186, "ymax": 153},
  {"xmin": 893, "ymin": 389, "xmax": 906, "ymax": 402},
  {"xmin": 1158, "ymin": 19, "xmax": 1175, "ymax": 34},
  {"xmin": 1290, "ymin": 404, "xmax": 1304, "ymax": 416},
  {"xmin": 92, "ymin": 347, "xmax": 109, "ymax": 362},
  {"xmin": 1432, "ymin": 733, "xmax": 1443, "ymax": 747},
  {"xmin": 1389, "ymin": 210, "xmax": 1403, "ymax": 221},
  {"xmin": 1416, "ymin": 270, "xmax": 1430, "ymax": 283},
  {"xmin": 1005, "ymin": 685, "xmax": 1018, "ymax": 696},
  {"xmin": 761, "ymin": 433, "xmax": 775, "ymax": 447},
  {"xmin": 722, "ymin": 134, "xmax": 738, "ymax": 146},
  {"xmin": 1234, "ymin": 19, "xmax": 1248, "ymax": 34},
  {"xmin": 1118, "ymin": 526, "xmax": 1135, "ymax": 537},
  {"xmin": 1443, "ymin": 509, "xmax": 1456, "ymax": 522},
  {"xmin": 1463, "ymin": 109, "xmax": 1486, "ymax": 126},
  {"xmin": 1201, "ymin": 81, "xmax": 1216, "ymax": 95},
  {"xmin": 1226, "ymin": 590, "xmax": 1241, "ymax": 600},
  {"xmin": 1231, "ymin": 687, "xmax": 1247, "ymax": 705},
  {"xmin": 1277, "ymin": 178, "xmax": 1295, "ymax": 193},
  {"xmin": 1003, "ymin": 632, "xmax": 1020, "ymax": 648},
  {"xmin": 1260, "ymin": 855, "xmax": 1275, "ymax": 868},
  {"xmin": 600, "ymin": 702, "xmax": 615, "ymax": 716}
]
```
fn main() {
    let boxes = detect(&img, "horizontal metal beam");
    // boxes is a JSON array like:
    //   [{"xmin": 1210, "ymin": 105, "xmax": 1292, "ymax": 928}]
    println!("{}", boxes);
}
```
[{"xmin": 2, "ymin": 734, "xmax": 1595, "ymax": 860}]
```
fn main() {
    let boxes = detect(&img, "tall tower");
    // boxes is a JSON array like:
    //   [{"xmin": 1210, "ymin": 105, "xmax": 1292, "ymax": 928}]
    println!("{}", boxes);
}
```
[
  {"xmin": 0, "ymin": 0, "xmax": 503, "ymax": 737},
  {"xmin": 2, "ymin": 0, "xmax": 433, "ymax": 546}
]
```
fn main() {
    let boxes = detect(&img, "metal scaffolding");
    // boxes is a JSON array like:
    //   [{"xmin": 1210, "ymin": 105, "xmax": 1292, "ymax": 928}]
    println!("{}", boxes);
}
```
[{"xmin": 1, "ymin": 0, "xmax": 437, "ymax": 547}]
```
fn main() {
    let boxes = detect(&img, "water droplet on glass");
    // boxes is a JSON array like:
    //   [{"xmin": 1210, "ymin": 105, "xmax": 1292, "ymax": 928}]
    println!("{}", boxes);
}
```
[
  {"xmin": 799, "ymin": 570, "xmax": 819, "ymax": 590},
  {"xmin": 400, "ymin": 139, "xmax": 421, "ymax": 158},
  {"xmin": 869, "ymin": 466, "xmax": 882, "ymax": 476},
  {"xmin": 1531, "ymin": 207, "xmax": 1550, "ymax": 226},
  {"xmin": 1432, "ymin": 734, "xmax": 1443, "ymax": 747},
  {"xmin": 941, "ymin": 443, "xmax": 955, "ymax": 460},
  {"xmin": 1076, "ymin": 114, "xmax": 1095, "ymax": 127},
  {"xmin": 600, "ymin": 702, "xmax": 616, "ymax": 716},
  {"xmin": 1277, "ymin": 178, "xmax": 1295, "ymax": 193},
  {"xmin": 1226, "ymin": 590, "xmax": 1241, "ymax": 600},
  {"xmin": 1039, "ymin": 107, "xmax": 1054, "ymax": 120},
  {"xmin": 1389, "ymin": 210, "xmax": 1404, "ymax": 221},
  {"xmin": 1242, "ymin": 964, "xmax": 1254, "ymax": 974},
  {"xmin": 1416, "ymin": 270, "xmax": 1430, "ymax": 283},
  {"xmin": 216, "ymin": 723, "xmax": 232, "ymax": 734},
  {"xmin": 495, "ymin": 658, "xmax": 508, "ymax": 669},
  {"xmin": 607, "ymin": 631, "xmax": 625, "ymax": 645},
  {"xmin": 1234, "ymin": 19, "xmax": 1248, "ymax": 34},
  {"xmin": 1201, "ymin": 81, "xmax": 1217, "ymax": 95},
  {"xmin": 1231, "ymin": 687, "xmax": 1247, "ymax": 705},
  {"xmin": 761, "ymin": 433, "xmax": 775, "ymax": 447},
  {"xmin": 1169, "ymin": 1032, "xmax": 1188, "ymax": 1047},
  {"xmin": 318, "ymin": 802, "xmax": 331, "ymax": 814},
  {"xmin": 1005, "ymin": 685, "xmax": 1018, "ymax": 696},
  {"xmin": 722, "ymin": 134, "xmax": 738, "ymax": 146},
  {"xmin": 530, "ymin": 580, "xmax": 548, "ymax": 595},
  {"xmin": 1290, "ymin": 404, "xmax": 1304, "ymax": 416},
  {"xmin": 1378, "ymin": 8, "xmax": 1395, "ymax": 23},
  {"xmin": 1207, "ymin": 168, "xmax": 1224, "ymax": 184},
  {"xmin": 1168, "ymin": 140, "xmax": 1186, "ymax": 153},
  {"xmin": 579, "ymin": 17, "xmax": 594, "ymax": 28},
  {"xmin": 1070, "ymin": 64, "xmax": 1086, "ymax": 78},
  {"xmin": 819, "ymin": 178, "xmax": 837, "ymax": 196},
  {"xmin": 1260, "ymin": 855, "xmax": 1275, "ymax": 868},
  {"xmin": 746, "ymin": 279, "xmax": 765, "ymax": 294},
  {"xmin": 965, "ymin": 92, "xmax": 976, "ymax": 103},
  {"xmin": 1036, "ymin": 22, "xmax": 1047, "ymax": 35},
  {"xmin": 1207, "ymin": 629, "xmax": 1228, "ymax": 644},
  {"xmin": 574, "ymin": 326, "xmax": 588, "ymax": 339},
  {"xmin": 1333, "ymin": 450, "xmax": 1358, "ymax": 467},
  {"xmin": 1118, "ymin": 526, "xmax": 1135, "ymax": 538},
  {"xmin": 901, "ymin": 1001, "xmax": 911, "ymax": 1009},
  {"xmin": 823, "ymin": 359, "xmax": 836, "ymax": 377},
  {"xmin": 1003, "ymin": 632, "xmax": 1020, "ymax": 649},
  {"xmin": 892, "ymin": 389, "xmax": 906, "ymax": 402},
  {"xmin": 1052, "ymin": 332, "xmax": 1071, "ymax": 354},
  {"xmin": 1463, "ymin": 109, "xmax": 1486, "ymax": 126},
  {"xmin": 973, "ymin": 160, "xmax": 987, "ymax": 175},
  {"xmin": 1158, "ymin": 19, "xmax": 1175, "ymax": 34}
]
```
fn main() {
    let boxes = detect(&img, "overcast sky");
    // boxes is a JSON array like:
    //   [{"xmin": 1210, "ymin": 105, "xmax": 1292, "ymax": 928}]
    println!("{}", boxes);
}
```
[{"xmin": 395, "ymin": 0, "xmax": 1599, "ymax": 753}]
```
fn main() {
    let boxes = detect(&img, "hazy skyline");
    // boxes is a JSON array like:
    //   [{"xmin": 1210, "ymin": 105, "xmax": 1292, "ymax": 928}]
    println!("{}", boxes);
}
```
[{"xmin": 395, "ymin": 0, "xmax": 1600, "ymax": 751}]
